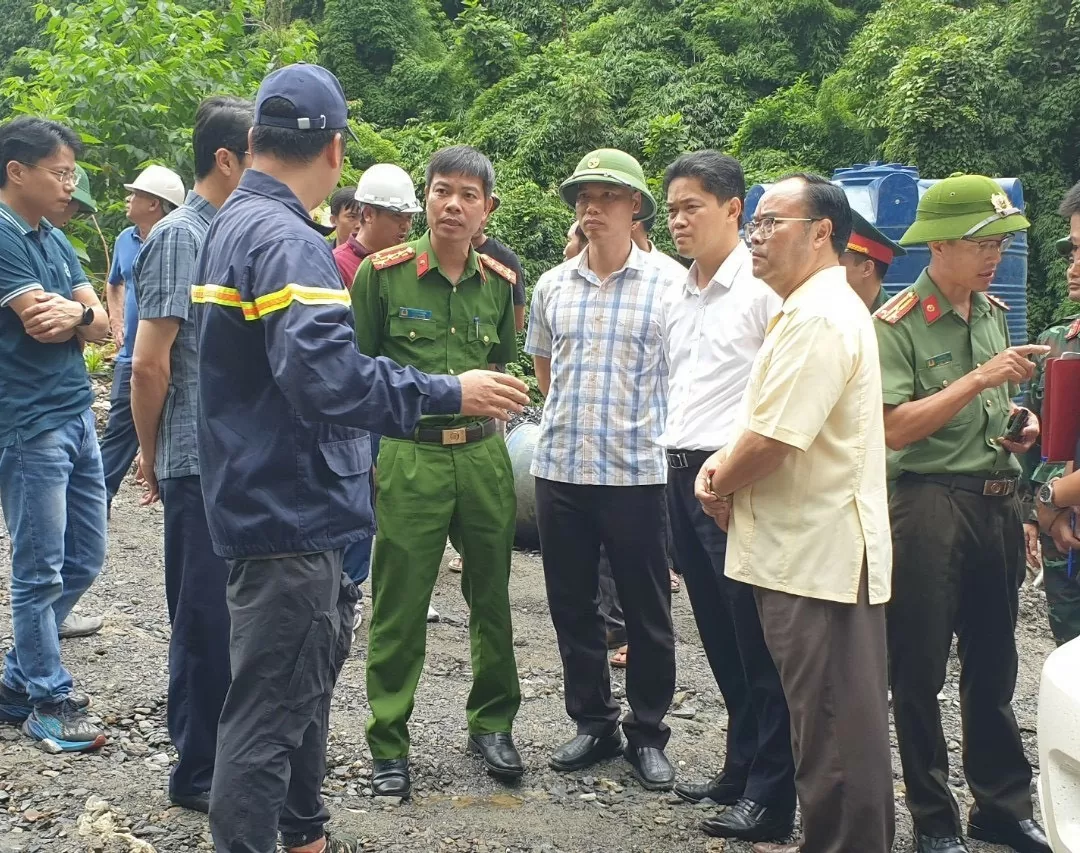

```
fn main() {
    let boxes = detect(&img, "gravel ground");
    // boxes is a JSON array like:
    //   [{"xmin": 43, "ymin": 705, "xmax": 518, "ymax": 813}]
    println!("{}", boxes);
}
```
[{"xmin": 0, "ymin": 448, "xmax": 1059, "ymax": 852}]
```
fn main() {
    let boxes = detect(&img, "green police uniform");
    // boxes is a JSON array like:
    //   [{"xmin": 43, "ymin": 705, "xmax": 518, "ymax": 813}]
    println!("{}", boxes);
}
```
[
  {"xmin": 875, "ymin": 174, "xmax": 1038, "ymax": 841},
  {"xmin": 1023, "ymin": 238, "xmax": 1080, "ymax": 645},
  {"xmin": 352, "ymin": 231, "xmax": 521, "ymax": 759}
]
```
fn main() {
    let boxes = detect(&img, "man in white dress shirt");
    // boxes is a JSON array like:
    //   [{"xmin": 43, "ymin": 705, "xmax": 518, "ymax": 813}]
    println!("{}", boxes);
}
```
[{"xmin": 660, "ymin": 152, "xmax": 796, "ymax": 844}]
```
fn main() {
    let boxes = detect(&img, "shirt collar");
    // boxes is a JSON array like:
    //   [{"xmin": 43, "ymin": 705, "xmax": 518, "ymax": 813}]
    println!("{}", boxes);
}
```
[
  {"xmin": 184, "ymin": 190, "xmax": 219, "ymax": 226},
  {"xmin": 414, "ymin": 231, "xmax": 484, "ymax": 282},
  {"xmin": 576, "ymin": 242, "xmax": 647, "ymax": 285},
  {"xmin": 0, "ymin": 202, "xmax": 48, "ymax": 235},
  {"xmin": 914, "ymin": 269, "xmax": 991, "ymax": 320},
  {"xmin": 781, "ymin": 265, "xmax": 846, "ymax": 314},
  {"xmin": 686, "ymin": 241, "xmax": 750, "ymax": 295},
  {"xmin": 233, "ymin": 170, "xmax": 332, "ymax": 237},
  {"xmin": 346, "ymin": 234, "xmax": 371, "ymax": 258}
]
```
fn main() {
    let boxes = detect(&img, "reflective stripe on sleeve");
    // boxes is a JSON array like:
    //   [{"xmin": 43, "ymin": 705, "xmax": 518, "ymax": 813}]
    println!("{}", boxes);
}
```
[{"xmin": 192, "ymin": 283, "xmax": 351, "ymax": 320}]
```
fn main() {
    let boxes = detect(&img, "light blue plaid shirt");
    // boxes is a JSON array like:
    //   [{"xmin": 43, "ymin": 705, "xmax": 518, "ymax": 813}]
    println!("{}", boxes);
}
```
[{"xmin": 525, "ymin": 244, "xmax": 672, "ymax": 486}]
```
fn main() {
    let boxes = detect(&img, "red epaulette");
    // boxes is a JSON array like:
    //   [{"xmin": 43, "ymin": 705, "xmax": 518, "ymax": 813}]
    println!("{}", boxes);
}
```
[
  {"xmin": 370, "ymin": 244, "xmax": 415, "ymax": 271},
  {"xmin": 986, "ymin": 293, "xmax": 1010, "ymax": 311},
  {"xmin": 873, "ymin": 288, "xmax": 919, "ymax": 325},
  {"xmin": 1065, "ymin": 317, "xmax": 1080, "ymax": 341},
  {"xmin": 479, "ymin": 253, "xmax": 517, "ymax": 285}
]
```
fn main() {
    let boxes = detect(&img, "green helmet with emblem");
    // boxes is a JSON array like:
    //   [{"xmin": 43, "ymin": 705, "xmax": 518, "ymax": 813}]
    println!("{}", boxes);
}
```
[
  {"xmin": 899, "ymin": 173, "xmax": 1029, "ymax": 246},
  {"xmin": 1057, "ymin": 236, "xmax": 1076, "ymax": 260},
  {"xmin": 559, "ymin": 148, "xmax": 656, "ymax": 222},
  {"xmin": 71, "ymin": 164, "xmax": 97, "ymax": 214}
]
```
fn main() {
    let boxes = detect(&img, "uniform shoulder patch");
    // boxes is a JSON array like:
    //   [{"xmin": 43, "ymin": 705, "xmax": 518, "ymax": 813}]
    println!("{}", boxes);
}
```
[
  {"xmin": 479, "ymin": 253, "xmax": 517, "ymax": 285},
  {"xmin": 369, "ymin": 244, "xmax": 416, "ymax": 271},
  {"xmin": 873, "ymin": 288, "xmax": 919, "ymax": 325},
  {"xmin": 1066, "ymin": 317, "xmax": 1080, "ymax": 341},
  {"xmin": 986, "ymin": 293, "xmax": 1010, "ymax": 311}
]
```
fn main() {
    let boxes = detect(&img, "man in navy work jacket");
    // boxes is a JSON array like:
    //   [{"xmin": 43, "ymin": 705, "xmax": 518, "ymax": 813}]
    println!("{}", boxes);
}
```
[{"xmin": 192, "ymin": 63, "xmax": 528, "ymax": 853}]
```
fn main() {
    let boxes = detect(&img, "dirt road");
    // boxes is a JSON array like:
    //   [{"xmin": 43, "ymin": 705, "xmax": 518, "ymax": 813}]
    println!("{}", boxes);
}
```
[{"xmin": 0, "ymin": 477, "xmax": 1058, "ymax": 852}]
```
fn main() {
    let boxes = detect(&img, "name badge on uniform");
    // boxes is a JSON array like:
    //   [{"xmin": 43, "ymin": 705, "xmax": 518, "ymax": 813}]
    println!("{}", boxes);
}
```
[
  {"xmin": 398, "ymin": 307, "xmax": 432, "ymax": 320},
  {"xmin": 926, "ymin": 352, "xmax": 953, "ymax": 368}
]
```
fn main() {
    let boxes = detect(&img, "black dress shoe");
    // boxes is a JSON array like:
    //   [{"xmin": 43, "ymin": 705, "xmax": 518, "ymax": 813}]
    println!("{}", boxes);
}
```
[
  {"xmin": 967, "ymin": 807, "xmax": 1051, "ymax": 853},
  {"xmin": 549, "ymin": 732, "xmax": 623, "ymax": 772},
  {"xmin": 701, "ymin": 798, "xmax": 796, "ymax": 842},
  {"xmin": 913, "ymin": 832, "xmax": 969, "ymax": 853},
  {"xmin": 169, "ymin": 791, "xmax": 210, "ymax": 814},
  {"xmin": 371, "ymin": 757, "xmax": 411, "ymax": 798},
  {"xmin": 468, "ymin": 732, "xmax": 524, "ymax": 783},
  {"xmin": 674, "ymin": 771, "xmax": 746, "ymax": 805},
  {"xmin": 624, "ymin": 744, "xmax": 676, "ymax": 791}
]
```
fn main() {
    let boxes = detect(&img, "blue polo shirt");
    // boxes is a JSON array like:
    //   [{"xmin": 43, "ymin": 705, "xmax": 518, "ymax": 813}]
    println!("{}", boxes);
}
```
[
  {"xmin": 0, "ymin": 203, "xmax": 93, "ymax": 447},
  {"xmin": 107, "ymin": 225, "xmax": 144, "ymax": 363}
]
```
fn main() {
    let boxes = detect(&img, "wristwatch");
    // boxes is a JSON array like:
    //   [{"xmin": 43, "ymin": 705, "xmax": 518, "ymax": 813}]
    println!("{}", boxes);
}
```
[
  {"xmin": 79, "ymin": 305, "xmax": 94, "ymax": 327},
  {"xmin": 1037, "ymin": 477, "xmax": 1062, "ymax": 511}
]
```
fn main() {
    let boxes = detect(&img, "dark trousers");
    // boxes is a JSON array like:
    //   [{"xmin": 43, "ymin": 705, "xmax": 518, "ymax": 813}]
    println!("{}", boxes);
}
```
[
  {"xmin": 209, "ymin": 550, "xmax": 356, "ymax": 853},
  {"xmin": 666, "ymin": 457, "xmax": 795, "ymax": 809},
  {"xmin": 160, "ymin": 476, "xmax": 231, "ymax": 798},
  {"xmin": 99, "ymin": 360, "xmax": 140, "ymax": 511},
  {"xmin": 889, "ymin": 477, "xmax": 1033, "ymax": 836},
  {"xmin": 534, "ymin": 478, "xmax": 675, "ymax": 749},
  {"xmin": 756, "ymin": 569, "xmax": 894, "ymax": 853},
  {"xmin": 598, "ymin": 548, "xmax": 626, "ymax": 644}
]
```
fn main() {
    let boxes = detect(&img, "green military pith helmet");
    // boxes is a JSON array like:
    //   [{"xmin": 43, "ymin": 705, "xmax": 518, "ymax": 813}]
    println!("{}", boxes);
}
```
[
  {"xmin": 899, "ymin": 173, "xmax": 1029, "ymax": 247},
  {"xmin": 559, "ymin": 148, "xmax": 656, "ymax": 222},
  {"xmin": 1057, "ymin": 236, "xmax": 1076, "ymax": 260},
  {"xmin": 71, "ymin": 164, "xmax": 97, "ymax": 214}
]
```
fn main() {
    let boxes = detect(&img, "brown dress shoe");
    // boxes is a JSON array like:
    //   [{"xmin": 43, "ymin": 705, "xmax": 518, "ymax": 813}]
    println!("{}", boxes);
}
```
[{"xmin": 751, "ymin": 842, "xmax": 801, "ymax": 853}]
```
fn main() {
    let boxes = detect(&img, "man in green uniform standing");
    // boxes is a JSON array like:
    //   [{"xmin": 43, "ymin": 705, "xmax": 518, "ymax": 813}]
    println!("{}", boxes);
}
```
[
  {"xmin": 839, "ymin": 209, "xmax": 905, "ymax": 312},
  {"xmin": 1025, "ymin": 179, "xmax": 1080, "ymax": 645},
  {"xmin": 875, "ymin": 174, "xmax": 1051, "ymax": 853},
  {"xmin": 351, "ymin": 145, "xmax": 522, "ymax": 798}
]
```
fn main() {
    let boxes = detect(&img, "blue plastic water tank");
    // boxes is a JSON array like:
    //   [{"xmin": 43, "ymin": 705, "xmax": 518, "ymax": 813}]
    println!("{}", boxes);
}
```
[{"xmin": 744, "ymin": 162, "xmax": 1029, "ymax": 345}]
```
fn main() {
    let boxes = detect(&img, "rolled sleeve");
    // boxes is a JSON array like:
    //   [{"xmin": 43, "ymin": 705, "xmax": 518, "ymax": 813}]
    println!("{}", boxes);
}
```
[
  {"xmin": 524, "ymin": 277, "xmax": 552, "ymax": 358},
  {"xmin": 875, "ymin": 318, "xmax": 915, "ymax": 406},
  {"xmin": 134, "ymin": 228, "xmax": 198, "ymax": 322},
  {"xmin": 748, "ymin": 314, "xmax": 853, "ymax": 451}
]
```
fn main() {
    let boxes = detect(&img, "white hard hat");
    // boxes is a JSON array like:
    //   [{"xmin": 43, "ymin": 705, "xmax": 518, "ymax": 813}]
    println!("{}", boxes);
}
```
[
  {"xmin": 355, "ymin": 163, "xmax": 422, "ymax": 214},
  {"xmin": 124, "ymin": 164, "xmax": 186, "ymax": 209}
]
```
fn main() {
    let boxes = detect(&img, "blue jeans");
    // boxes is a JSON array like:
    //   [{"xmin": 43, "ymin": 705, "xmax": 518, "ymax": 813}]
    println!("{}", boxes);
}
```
[
  {"xmin": 0, "ymin": 409, "xmax": 107, "ymax": 704},
  {"xmin": 99, "ymin": 359, "xmax": 139, "ymax": 511}
]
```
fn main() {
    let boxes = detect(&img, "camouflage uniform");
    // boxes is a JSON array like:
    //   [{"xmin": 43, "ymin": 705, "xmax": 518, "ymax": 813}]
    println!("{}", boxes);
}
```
[{"xmin": 1024, "ymin": 312, "xmax": 1080, "ymax": 645}]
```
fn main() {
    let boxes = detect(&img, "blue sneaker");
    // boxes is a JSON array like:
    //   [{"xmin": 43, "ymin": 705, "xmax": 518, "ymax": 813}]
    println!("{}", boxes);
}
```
[
  {"xmin": 0, "ymin": 682, "xmax": 91, "ymax": 724},
  {"xmin": 22, "ymin": 698, "xmax": 106, "ymax": 752}
]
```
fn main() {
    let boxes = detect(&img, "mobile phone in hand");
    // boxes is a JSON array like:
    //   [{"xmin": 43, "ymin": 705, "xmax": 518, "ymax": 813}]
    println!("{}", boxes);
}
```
[{"xmin": 1003, "ymin": 408, "xmax": 1030, "ymax": 443}]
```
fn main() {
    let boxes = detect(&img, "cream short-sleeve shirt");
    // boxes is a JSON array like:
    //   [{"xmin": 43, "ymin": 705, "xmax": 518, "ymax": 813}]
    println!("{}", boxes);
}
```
[{"xmin": 724, "ymin": 265, "xmax": 892, "ymax": 605}]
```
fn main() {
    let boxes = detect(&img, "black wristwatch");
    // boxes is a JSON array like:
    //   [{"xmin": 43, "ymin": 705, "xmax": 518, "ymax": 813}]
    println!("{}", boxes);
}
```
[
  {"xmin": 79, "ymin": 305, "xmax": 94, "ymax": 327},
  {"xmin": 1037, "ymin": 477, "xmax": 1062, "ymax": 511}
]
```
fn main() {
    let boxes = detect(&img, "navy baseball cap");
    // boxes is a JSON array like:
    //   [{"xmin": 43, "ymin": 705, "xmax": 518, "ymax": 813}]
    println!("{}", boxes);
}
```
[{"xmin": 254, "ymin": 63, "xmax": 359, "ymax": 142}]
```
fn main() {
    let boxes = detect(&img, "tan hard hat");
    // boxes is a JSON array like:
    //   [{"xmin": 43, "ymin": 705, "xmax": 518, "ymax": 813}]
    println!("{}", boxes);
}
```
[{"xmin": 124, "ymin": 165, "xmax": 186, "ymax": 209}]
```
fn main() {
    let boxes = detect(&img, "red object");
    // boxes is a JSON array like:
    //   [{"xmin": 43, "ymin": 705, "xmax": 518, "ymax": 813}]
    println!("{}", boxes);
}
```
[
  {"xmin": 1042, "ymin": 356, "xmax": 1080, "ymax": 462},
  {"xmin": 847, "ymin": 232, "xmax": 895, "ymax": 265},
  {"xmin": 921, "ymin": 294, "xmax": 942, "ymax": 325},
  {"xmin": 333, "ymin": 237, "xmax": 371, "ymax": 289}
]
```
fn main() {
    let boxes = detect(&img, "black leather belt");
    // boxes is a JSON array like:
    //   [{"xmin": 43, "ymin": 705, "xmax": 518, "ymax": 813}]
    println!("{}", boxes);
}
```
[
  {"xmin": 667, "ymin": 449, "xmax": 715, "ymax": 470},
  {"xmin": 415, "ymin": 418, "xmax": 497, "ymax": 446},
  {"xmin": 900, "ymin": 472, "xmax": 1018, "ymax": 497}
]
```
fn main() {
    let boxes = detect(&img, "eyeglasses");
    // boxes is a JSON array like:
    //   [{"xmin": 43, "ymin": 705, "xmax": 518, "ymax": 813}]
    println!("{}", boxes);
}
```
[
  {"xmin": 961, "ymin": 234, "xmax": 1014, "ymax": 254},
  {"xmin": 744, "ymin": 216, "xmax": 820, "ymax": 241},
  {"xmin": 21, "ymin": 163, "xmax": 78, "ymax": 186}
]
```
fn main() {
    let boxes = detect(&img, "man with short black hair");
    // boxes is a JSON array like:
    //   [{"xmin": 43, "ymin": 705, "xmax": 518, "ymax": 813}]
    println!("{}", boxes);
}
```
[
  {"xmin": 328, "ymin": 186, "xmax": 361, "ymax": 249},
  {"xmin": 354, "ymin": 144, "xmax": 525, "ymax": 795},
  {"xmin": 130, "ymin": 95, "xmax": 252, "ymax": 814},
  {"xmin": 0, "ymin": 116, "xmax": 111, "ymax": 753},
  {"xmin": 194, "ymin": 66, "xmax": 527, "ymax": 853},
  {"xmin": 660, "ymin": 151, "xmax": 794, "ymax": 844},
  {"xmin": 697, "ymin": 173, "xmax": 894, "ymax": 853}
]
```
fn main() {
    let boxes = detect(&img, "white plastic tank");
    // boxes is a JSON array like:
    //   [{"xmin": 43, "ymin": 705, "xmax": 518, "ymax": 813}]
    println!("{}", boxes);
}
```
[{"xmin": 1038, "ymin": 635, "xmax": 1080, "ymax": 853}]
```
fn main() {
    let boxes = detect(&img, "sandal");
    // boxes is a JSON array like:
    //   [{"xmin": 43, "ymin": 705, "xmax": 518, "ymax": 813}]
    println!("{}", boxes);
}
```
[
  {"xmin": 610, "ymin": 645, "xmax": 628, "ymax": 669},
  {"xmin": 448, "ymin": 555, "xmax": 463, "ymax": 573},
  {"xmin": 669, "ymin": 569, "xmax": 681, "ymax": 593}
]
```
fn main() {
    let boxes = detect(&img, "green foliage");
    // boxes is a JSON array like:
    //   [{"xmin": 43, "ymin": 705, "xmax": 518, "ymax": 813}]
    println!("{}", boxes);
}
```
[
  {"xmin": 0, "ymin": 0, "xmax": 314, "ymax": 270},
  {"xmin": 82, "ymin": 342, "xmax": 109, "ymax": 376}
]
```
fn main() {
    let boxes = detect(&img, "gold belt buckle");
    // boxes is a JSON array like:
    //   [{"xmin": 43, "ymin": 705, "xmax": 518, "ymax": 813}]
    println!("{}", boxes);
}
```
[
  {"xmin": 442, "ymin": 427, "xmax": 467, "ymax": 446},
  {"xmin": 983, "ymin": 479, "xmax": 1010, "ymax": 496}
]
